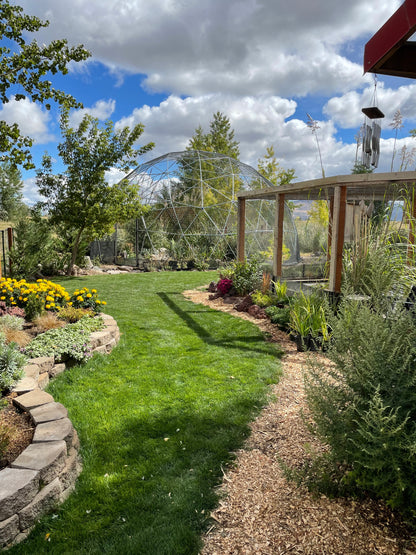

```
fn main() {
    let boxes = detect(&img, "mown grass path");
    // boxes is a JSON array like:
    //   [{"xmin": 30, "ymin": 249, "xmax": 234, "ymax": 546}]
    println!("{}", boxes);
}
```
[{"xmin": 9, "ymin": 272, "xmax": 282, "ymax": 555}]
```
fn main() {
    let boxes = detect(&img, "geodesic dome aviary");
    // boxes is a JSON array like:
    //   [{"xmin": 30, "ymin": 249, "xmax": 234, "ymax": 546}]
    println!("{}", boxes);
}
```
[{"xmin": 123, "ymin": 150, "xmax": 299, "ymax": 265}]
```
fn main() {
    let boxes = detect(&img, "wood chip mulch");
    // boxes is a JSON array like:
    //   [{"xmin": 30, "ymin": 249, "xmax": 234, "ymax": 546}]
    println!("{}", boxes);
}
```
[
  {"xmin": 0, "ymin": 393, "xmax": 34, "ymax": 470},
  {"xmin": 183, "ymin": 289, "xmax": 416, "ymax": 555}
]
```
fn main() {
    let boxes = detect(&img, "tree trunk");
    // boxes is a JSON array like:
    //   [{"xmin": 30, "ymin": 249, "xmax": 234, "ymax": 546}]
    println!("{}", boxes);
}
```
[{"xmin": 66, "ymin": 228, "xmax": 84, "ymax": 276}]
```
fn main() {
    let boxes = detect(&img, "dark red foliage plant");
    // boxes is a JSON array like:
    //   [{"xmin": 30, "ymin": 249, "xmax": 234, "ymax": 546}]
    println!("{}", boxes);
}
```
[{"xmin": 216, "ymin": 278, "xmax": 233, "ymax": 296}]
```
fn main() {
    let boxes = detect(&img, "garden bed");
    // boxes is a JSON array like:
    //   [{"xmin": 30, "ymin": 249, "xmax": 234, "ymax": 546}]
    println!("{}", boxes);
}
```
[
  {"xmin": 183, "ymin": 289, "xmax": 416, "ymax": 555},
  {"xmin": 0, "ymin": 282, "xmax": 120, "ymax": 550}
]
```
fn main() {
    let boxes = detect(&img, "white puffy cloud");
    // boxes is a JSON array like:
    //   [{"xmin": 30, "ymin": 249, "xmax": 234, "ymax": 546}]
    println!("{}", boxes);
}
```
[
  {"xmin": 0, "ymin": 97, "xmax": 54, "ymax": 144},
  {"xmin": 22, "ymin": 177, "xmax": 42, "ymax": 206},
  {"xmin": 68, "ymin": 99, "xmax": 116, "ymax": 127},
  {"xmin": 324, "ymin": 83, "xmax": 416, "ymax": 128},
  {"xmin": 12, "ymin": 0, "xmax": 415, "ymax": 187},
  {"xmin": 20, "ymin": 0, "xmax": 397, "ymax": 97},
  {"xmin": 115, "ymin": 94, "xmax": 358, "ymax": 181}
]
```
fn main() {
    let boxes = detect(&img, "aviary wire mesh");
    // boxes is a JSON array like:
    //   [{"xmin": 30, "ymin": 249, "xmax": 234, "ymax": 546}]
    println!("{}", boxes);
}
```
[{"xmin": 124, "ymin": 150, "xmax": 299, "ymax": 264}]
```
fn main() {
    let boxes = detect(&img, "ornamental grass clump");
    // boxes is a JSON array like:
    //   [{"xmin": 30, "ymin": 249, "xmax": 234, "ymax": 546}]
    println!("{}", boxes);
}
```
[
  {"xmin": 0, "ymin": 315, "xmax": 31, "ymax": 347},
  {"xmin": 24, "ymin": 316, "xmax": 104, "ymax": 363}
]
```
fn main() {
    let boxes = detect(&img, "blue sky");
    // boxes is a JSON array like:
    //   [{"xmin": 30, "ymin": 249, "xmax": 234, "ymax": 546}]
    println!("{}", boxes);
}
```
[{"xmin": 4, "ymin": 0, "xmax": 416, "ymax": 205}]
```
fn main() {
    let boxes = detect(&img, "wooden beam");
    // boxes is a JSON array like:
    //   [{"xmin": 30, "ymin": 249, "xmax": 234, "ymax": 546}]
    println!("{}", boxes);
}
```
[
  {"xmin": 327, "ymin": 196, "xmax": 334, "ymax": 267},
  {"xmin": 273, "ymin": 193, "xmax": 285, "ymax": 278},
  {"xmin": 236, "ymin": 171, "xmax": 416, "ymax": 202},
  {"xmin": 364, "ymin": 0, "xmax": 416, "ymax": 76},
  {"xmin": 237, "ymin": 197, "xmax": 246, "ymax": 262},
  {"xmin": 328, "ymin": 186, "xmax": 347, "ymax": 293}
]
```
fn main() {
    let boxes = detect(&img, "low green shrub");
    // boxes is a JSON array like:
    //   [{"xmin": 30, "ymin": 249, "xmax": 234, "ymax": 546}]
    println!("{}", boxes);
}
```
[
  {"xmin": 0, "ymin": 337, "xmax": 27, "ymax": 393},
  {"xmin": 220, "ymin": 259, "xmax": 261, "ymax": 297},
  {"xmin": 305, "ymin": 299, "xmax": 416, "ymax": 518},
  {"xmin": 265, "ymin": 305, "xmax": 291, "ymax": 329},
  {"xmin": 24, "ymin": 316, "xmax": 104, "ymax": 363}
]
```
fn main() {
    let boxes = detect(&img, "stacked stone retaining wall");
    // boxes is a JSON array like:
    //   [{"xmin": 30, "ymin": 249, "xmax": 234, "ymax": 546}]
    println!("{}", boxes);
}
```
[{"xmin": 0, "ymin": 314, "xmax": 120, "ymax": 549}]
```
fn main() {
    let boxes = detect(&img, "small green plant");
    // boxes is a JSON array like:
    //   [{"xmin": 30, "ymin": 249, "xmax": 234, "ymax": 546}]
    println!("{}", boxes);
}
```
[
  {"xmin": 251, "ymin": 290, "xmax": 276, "ymax": 308},
  {"xmin": 0, "ymin": 337, "xmax": 27, "ymax": 393},
  {"xmin": 272, "ymin": 280, "xmax": 289, "ymax": 303},
  {"xmin": 24, "ymin": 295, "xmax": 45, "ymax": 321},
  {"xmin": 0, "ymin": 315, "xmax": 24, "ymax": 331},
  {"xmin": 24, "ymin": 316, "xmax": 104, "ymax": 362},
  {"xmin": 289, "ymin": 291, "xmax": 330, "ymax": 349}
]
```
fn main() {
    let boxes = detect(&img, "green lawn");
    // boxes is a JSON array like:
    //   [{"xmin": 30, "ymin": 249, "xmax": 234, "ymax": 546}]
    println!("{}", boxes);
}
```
[{"xmin": 9, "ymin": 271, "xmax": 282, "ymax": 555}]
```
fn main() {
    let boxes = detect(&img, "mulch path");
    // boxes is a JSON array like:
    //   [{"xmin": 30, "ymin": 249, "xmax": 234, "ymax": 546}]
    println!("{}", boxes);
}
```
[{"xmin": 183, "ymin": 289, "xmax": 416, "ymax": 555}]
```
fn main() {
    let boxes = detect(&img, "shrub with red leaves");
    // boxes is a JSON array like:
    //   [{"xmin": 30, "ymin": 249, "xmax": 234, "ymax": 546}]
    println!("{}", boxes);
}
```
[{"xmin": 216, "ymin": 278, "xmax": 233, "ymax": 296}]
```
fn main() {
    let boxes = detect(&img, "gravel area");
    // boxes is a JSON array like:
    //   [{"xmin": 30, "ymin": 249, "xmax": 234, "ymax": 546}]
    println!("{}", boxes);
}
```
[{"xmin": 183, "ymin": 289, "xmax": 416, "ymax": 555}]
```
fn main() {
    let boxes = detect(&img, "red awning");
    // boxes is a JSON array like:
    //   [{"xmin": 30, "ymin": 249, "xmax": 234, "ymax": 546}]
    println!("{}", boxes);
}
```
[{"xmin": 364, "ymin": 0, "xmax": 416, "ymax": 78}]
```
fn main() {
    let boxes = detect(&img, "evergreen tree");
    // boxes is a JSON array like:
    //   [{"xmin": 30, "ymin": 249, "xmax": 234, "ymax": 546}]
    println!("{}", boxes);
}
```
[
  {"xmin": 0, "ymin": 162, "xmax": 27, "ymax": 220},
  {"xmin": 187, "ymin": 112, "xmax": 240, "ymax": 159}
]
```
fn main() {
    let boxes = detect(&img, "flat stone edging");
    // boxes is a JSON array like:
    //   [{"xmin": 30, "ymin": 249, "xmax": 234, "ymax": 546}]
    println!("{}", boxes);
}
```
[{"xmin": 0, "ymin": 313, "xmax": 120, "ymax": 549}]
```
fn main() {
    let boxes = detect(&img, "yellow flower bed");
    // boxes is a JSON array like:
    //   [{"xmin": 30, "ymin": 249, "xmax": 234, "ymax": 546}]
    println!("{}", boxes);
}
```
[{"xmin": 0, "ymin": 278, "xmax": 106, "ymax": 315}]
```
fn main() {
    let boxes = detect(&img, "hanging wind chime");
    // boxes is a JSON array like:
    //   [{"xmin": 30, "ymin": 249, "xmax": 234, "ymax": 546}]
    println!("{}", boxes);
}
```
[{"xmin": 361, "ymin": 77, "xmax": 384, "ymax": 169}]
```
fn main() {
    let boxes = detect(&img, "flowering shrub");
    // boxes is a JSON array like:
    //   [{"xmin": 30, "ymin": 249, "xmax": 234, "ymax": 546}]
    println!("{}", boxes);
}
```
[
  {"xmin": 216, "ymin": 278, "xmax": 233, "ymax": 295},
  {"xmin": 24, "ymin": 316, "xmax": 104, "ymax": 362},
  {"xmin": 68, "ymin": 287, "xmax": 106, "ymax": 312},
  {"xmin": 0, "ymin": 278, "xmax": 106, "ymax": 319}
]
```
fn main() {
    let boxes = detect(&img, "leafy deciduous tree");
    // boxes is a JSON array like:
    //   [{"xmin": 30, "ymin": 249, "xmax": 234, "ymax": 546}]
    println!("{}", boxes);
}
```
[
  {"xmin": 36, "ymin": 109, "xmax": 154, "ymax": 275},
  {"xmin": 0, "ymin": 1, "xmax": 90, "ymax": 168}
]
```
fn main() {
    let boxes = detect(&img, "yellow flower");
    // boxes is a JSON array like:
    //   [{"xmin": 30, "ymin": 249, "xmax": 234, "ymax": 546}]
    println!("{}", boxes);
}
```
[
  {"xmin": 92, "ymin": 289, "xmax": 97, "ymax": 294},
  {"xmin": 45, "ymin": 304, "xmax": 50, "ymax": 309},
  {"xmin": 68, "ymin": 302, "xmax": 73, "ymax": 306},
  {"xmin": 86, "ymin": 293, "xmax": 92, "ymax": 298},
  {"xmin": 102, "ymin": 301, "xmax": 107, "ymax": 305},
  {"xmin": 0, "ymin": 297, "xmax": 4, "ymax": 300},
  {"xmin": 77, "ymin": 296, "xmax": 84, "ymax": 302}
]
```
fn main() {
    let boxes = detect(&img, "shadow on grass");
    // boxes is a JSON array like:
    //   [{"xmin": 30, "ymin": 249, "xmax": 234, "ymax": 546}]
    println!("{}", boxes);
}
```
[
  {"xmin": 157, "ymin": 292, "xmax": 283, "ymax": 357},
  {"xmin": 9, "ymin": 400, "xmax": 269, "ymax": 555}
]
